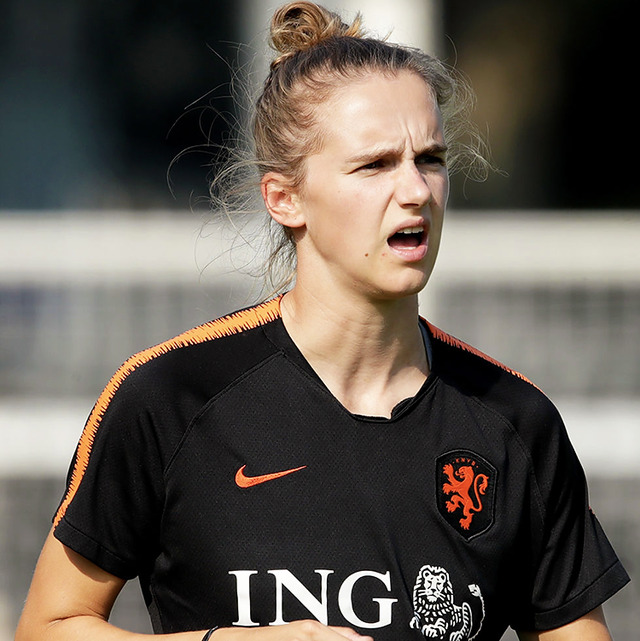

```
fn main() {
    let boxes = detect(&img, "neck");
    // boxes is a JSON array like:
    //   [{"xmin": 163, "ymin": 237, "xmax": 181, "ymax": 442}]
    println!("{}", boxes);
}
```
[{"xmin": 280, "ymin": 283, "xmax": 428, "ymax": 418}]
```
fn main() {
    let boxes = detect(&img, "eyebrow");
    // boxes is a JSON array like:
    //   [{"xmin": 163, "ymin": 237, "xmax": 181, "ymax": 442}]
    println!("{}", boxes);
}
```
[{"xmin": 346, "ymin": 142, "xmax": 448, "ymax": 164}]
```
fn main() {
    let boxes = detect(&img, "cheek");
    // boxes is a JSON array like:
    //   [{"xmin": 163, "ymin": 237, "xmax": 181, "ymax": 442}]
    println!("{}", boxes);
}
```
[
  {"xmin": 429, "ymin": 175, "xmax": 448, "ymax": 235},
  {"xmin": 301, "ymin": 175, "xmax": 382, "ymax": 250},
  {"xmin": 433, "ymin": 171, "xmax": 450, "ymax": 205},
  {"xmin": 303, "ymin": 199, "xmax": 356, "ymax": 251},
  {"xmin": 313, "ymin": 193, "xmax": 364, "ymax": 236}
]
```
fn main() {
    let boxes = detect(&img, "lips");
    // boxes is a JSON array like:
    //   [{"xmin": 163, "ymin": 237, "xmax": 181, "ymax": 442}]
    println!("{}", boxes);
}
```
[
  {"xmin": 388, "ymin": 226, "xmax": 424, "ymax": 249},
  {"xmin": 387, "ymin": 222, "xmax": 429, "ymax": 261}
]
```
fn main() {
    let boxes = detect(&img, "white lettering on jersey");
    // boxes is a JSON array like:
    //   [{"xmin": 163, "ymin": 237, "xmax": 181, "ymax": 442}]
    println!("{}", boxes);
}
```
[
  {"xmin": 229, "ymin": 570, "xmax": 259, "ymax": 626},
  {"xmin": 338, "ymin": 570, "xmax": 397, "ymax": 628},
  {"xmin": 270, "ymin": 569, "xmax": 333, "ymax": 625},
  {"xmin": 228, "ymin": 569, "xmax": 397, "ymax": 629}
]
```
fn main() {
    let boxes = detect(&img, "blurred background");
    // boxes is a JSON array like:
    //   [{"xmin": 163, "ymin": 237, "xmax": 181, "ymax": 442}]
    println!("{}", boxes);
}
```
[{"xmin": 1, "ymin": 0, "xmax": 638, "ymax": 639}]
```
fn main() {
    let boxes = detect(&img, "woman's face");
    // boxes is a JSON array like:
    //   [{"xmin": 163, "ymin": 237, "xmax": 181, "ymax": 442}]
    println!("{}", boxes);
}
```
[{"xmin": 287, "ymin": 71, "xmax": 449, "ymax": 303}]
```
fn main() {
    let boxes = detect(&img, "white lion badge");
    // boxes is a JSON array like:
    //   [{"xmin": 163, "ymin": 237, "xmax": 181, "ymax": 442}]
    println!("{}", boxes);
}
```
[{"xmin": 410, "ymin": 565, "xmax": 485, "ymax": 640}]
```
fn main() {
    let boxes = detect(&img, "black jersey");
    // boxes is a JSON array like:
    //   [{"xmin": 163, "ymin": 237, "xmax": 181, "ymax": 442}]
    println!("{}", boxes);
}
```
[{"xmin": 53, "ymin": 296, "xmax": 629, "ymax": 640}]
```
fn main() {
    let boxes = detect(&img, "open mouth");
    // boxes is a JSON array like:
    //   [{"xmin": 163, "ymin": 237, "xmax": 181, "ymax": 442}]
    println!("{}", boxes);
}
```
[{"xmin": 387, "ymin": 226, "xmax": 425, "ymax": 250}]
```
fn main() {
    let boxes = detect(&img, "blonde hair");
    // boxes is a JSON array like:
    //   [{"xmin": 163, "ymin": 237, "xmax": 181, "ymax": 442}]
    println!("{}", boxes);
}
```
[{"xmin": 210, "ymin": 1, "xmax": 488, "ymax": 297}]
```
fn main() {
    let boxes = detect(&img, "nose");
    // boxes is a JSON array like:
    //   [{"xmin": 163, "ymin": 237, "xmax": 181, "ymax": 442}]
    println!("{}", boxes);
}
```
[{"xmin": 394, "ymin": 162, "xmax": 432, "ymax": 209}]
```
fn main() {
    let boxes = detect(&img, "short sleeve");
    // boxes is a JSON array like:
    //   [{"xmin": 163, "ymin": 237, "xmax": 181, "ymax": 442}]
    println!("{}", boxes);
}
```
[
  {"xmin": 511, "ymin": 402, "xmax": 630, "ymax": 631},
  {"xmin": 53, "ymin": 371, "xmax": 165, "ymax": 580}
]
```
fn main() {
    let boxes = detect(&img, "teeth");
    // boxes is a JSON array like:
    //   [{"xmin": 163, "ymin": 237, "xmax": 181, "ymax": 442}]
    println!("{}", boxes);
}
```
[{"xmin": 398, "ymin": 226, "xmax": 423, "ymax": 234}]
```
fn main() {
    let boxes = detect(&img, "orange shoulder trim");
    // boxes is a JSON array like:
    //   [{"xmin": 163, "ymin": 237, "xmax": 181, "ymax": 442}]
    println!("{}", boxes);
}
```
[
  {"xmin": 424, "ymin": 320, "xmax": 539, "ymax": 390},
  {"xmin": 53, "ymin": 296, "xmax": 282, "ymax": 527}
]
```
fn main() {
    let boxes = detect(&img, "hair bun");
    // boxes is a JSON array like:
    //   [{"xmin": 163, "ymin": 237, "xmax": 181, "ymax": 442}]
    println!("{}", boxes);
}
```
[{"xmin": 269, "ymin": 1, "xmax": 363, "ymax": 67}]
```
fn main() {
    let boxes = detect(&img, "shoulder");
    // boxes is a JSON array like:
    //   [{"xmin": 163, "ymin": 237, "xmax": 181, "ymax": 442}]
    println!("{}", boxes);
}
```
[
  {"xmin": 426, "ymin": 320, "xmax": 542, "ymax": 394},
  {"xmin": 53, "ymin": 298, "xmax": 283, "ymax": 521},
  {"xmin": 110, "ymin": 297, "xmax": 283, "ymax": 397},
  {"xmin": 82, "ymin": 297, "xmax": 285, "ymax": 458},
  {"xmin": 424, "ymin": 320, "xmax": 562, "ymax": 438},
  {"xmin": 53, "ymin": 298, "xmax": 286, "ymax": 530}
]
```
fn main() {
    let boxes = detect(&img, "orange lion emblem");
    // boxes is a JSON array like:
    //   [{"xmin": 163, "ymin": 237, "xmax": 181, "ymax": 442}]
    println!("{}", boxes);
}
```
[{"xmin": 442, "ymin": 464, "xmax": 489, "ymax": 530}]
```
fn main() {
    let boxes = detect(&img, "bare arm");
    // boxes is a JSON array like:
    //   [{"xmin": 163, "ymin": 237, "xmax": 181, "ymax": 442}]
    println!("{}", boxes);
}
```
[
  {"xmin": 517, "ymin": 607, "xmax": 612, "ymax": 641},
  {"xmin": 15, "ymin": 530, "xmax": 197, "ymax": 641},
  {"xmin": 16, "ymin": 529, "xmax": 370, "ymax": 641}
]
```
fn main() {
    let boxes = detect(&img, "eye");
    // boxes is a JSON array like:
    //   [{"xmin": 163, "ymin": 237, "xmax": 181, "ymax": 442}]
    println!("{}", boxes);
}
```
[
  {"xmin": 416, "ymin": 153, "xmax": 446, "ymax": 167},
  {"xmin": 358, "ymin": 159, "xmax": 385, "ymax": 171}
]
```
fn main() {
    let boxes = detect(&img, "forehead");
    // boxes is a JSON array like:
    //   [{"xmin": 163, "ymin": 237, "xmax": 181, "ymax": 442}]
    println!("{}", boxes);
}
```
[{"xmin": 311, "ymin": 71, "xmax": 444, "ymax": 156}]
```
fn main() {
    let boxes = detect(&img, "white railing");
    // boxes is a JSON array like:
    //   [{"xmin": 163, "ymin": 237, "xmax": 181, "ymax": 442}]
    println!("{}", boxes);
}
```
[{"xmin": 1, "ymin": 210, "xmax": 639, "ymax": 477}]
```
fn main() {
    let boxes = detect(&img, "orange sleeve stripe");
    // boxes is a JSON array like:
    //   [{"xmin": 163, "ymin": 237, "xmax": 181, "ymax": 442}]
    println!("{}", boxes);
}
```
[
  {"xmin": 53, "ymin": 296, "xmax": 283, "ymax": 528},
  {"xmin": 424, "ymin": 319, "xmax": 540, "ymax": 391}
]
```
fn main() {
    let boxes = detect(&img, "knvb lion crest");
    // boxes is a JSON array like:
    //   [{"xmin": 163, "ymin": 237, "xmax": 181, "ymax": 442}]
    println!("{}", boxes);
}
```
[
  {"xmin": 436, "ymin": 450, "xmax": 496, "ymax": 540},
  {"xmin": 410, "ymin": 565, "xmax": 485, "ymax": 640}
]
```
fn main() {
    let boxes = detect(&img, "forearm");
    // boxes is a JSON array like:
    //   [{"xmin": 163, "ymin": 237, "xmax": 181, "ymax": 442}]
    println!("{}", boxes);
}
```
[
  {"xmin": 23, "ymin": 621, "xmax": 370, "ymax": 641},
  {"xmin": 16, "ymin": 611, "xmax": 204, "ymax": 641},
  {"xmin": 15, "ymin": 531, "xmax": 205, "ymax": 641}
]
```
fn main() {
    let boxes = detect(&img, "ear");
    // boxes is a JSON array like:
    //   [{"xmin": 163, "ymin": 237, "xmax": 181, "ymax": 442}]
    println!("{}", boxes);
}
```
[{"xmin": 261, "ymin": 172, "xmax": 305, "ymax": 229}]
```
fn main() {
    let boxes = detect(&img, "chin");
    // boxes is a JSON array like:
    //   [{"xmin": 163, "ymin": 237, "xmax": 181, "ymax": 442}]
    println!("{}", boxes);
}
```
[
  {"xmin": 368, "ymin": 275, "xmax": 431, "ymax": 302},
  {"xmin": 396, "ymin": 266, "xmax": 434, "ymax": 296}
]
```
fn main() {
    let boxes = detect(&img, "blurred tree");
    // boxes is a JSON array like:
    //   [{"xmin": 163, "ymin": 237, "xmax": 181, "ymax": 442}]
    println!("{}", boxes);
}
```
[
  {"xmin": 1, "ymin": 0, "xmax": 636, "ymax": 211},
  {"xmin": 80, "ymin": 0, "xmax": 238, "ymax": 210},
  {"xmin": 444, "ymin": 0, "xmax": 638, "ymax": 210},
  {"xmin": 0, "ymin": 0, "xmax": 237, "ymax": 211}
]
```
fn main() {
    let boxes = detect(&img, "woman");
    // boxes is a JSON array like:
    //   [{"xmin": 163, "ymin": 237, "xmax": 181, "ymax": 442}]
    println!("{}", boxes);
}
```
[{"xmin": 16, "ymin": 3, "xmax": 628, "ymax": 641}]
